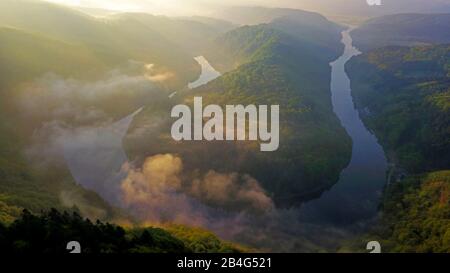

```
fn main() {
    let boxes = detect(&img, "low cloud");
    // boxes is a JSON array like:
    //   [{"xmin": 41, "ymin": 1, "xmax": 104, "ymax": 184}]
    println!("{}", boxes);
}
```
[
  {"xmin": 17, "ymin": 61, "xmax": 165, "ymax": 125},
  {"xmin": 119, "ymin": 154, "xmax": 357, "ymax": 252},
  {"xmin": 191, "ymin": 171, "xmax": 274, "ymax": 213},
  {"xmin": 120, "ymin": 154, "xmax": 274, "ymax": 226},
  {"xmin": 144, "ymin": 63, "xmax": 175, "ymax": 82},
  {"xmin": 20, "ymin": 62, "xmax": 169, "ymax": 209}
]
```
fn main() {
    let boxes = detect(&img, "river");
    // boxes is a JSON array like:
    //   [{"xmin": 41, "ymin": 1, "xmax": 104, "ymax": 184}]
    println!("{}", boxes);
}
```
[
  {"xmin": 62, "ymin": 57, "xmax": 220, "ymax": 206},
  {"xmin": 63, "ymin": 33, "xmax": 387, "ymax": 245},
  {"xmin": 298, "ymin": 29, "xmax": 388, "ymax": 227},
  {"xmin": 62, "ymin": 108, "xmax": 142, "ymax": 206},
  {"xmin": 188, "ymin": 56, "xmax": 221, "ymax": 89}
]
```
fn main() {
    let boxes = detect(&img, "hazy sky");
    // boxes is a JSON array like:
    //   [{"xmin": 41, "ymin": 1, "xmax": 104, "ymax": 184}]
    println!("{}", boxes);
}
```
[{"xmin": 44, "ymin": 0, "xmax": 450, "ymax": 16}]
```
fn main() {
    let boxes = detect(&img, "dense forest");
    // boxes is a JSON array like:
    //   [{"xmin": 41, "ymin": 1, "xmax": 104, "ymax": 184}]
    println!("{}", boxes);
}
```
[
  {"xmin": 347, "ymin": 45, "xmax": 450, "ymax": 172},
  {"xmin": 342, "ymin": 171, "xmax": 450, "ymax": 253},
  {"xmin": 204, "ymin": 6, "xmax": 344, "ymax": 72},
  {"xmin": 0, "ymin": 209, "xmax": 242, "ymax": 253},
  {"xmin": 346, "ymin": 43, "xmax": 450, "ymax": 252},
  {"xmin": 377, "ymin": 171, "xmax": 449, "ymax": 252}
]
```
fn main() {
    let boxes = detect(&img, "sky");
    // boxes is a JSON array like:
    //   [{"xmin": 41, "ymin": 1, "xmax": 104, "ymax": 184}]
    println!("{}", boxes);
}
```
[{"xmin": 44, "ymin": 0, "xmax": 450, "ymax": 16}]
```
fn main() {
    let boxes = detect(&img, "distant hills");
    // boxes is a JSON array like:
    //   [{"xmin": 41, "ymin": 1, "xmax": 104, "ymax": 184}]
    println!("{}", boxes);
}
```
[
  {"xmin": 0, "ymin": 0, "xmax": 235, "ymax": 89},
  {"xmin": 108, "ymin": 13, "xmax": 235, "ymax": 55},
  {"xmin": 352, "ymin": 13, "xmax": 450, "ymax": 51},
  {"xmin": 0, "ymin": 27, "xmax": 108, "ymax": 88},
  {"xmin": 214, "ymin": 6, "xmax": 340, "ymax": 26},
  {"xmin": 206, "ymin": 6, "xmax": 344, "ymax": 72}
]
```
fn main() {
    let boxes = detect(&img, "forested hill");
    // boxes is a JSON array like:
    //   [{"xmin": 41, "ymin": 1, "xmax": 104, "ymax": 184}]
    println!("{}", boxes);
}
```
[
  {"xmin": 347, "ymin": 44, "xmax": 450, "ymax": 173},
  {"xmin": 200, "ymin": 24, "xmax": 351, "ymax": 205},
  {"xmin": 214, "ymin": 6, "xmax": 344, "ymax": 56},
  {"xmin": 342, "ymin": 171, "xmax": 450, "ymax": 253},
  {"xmin": 345, "ymin": 40, "xmax": 450, "ymax": 254},
  {"xmin": 126, "ymin": 19, "xmax": 352, "ymax": 207},
  {"xmin": 206, "ymin": 6, "xmax": 344, "ymax": 72},
  {"xmin": 214, "ymin": 6, "xmax": 341, "ymax": 28},
  {"xmin": 352, "ymin": 13, "xmax": 450, "ymax": 51}
]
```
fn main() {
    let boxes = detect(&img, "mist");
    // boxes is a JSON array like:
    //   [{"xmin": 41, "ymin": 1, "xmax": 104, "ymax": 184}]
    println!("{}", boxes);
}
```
[
  {"xmin": 119, "ymin": 153, "xmax": 353, "ymax": 252},
  {"xmin": 45, "ymin": 0, "xmax": 450, "ymax": 17}
]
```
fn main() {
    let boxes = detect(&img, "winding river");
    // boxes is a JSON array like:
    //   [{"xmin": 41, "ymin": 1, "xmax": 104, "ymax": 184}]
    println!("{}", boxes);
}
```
[
  {"xmin": 298, "ymin": 29, "xmax": 388, "ymax": 227},
  {"xmin": 63, "ymin": 57, "xmax": 220, "ymax": 207},
  {"xmin": 63, "ymin": 32, "xmax": 387, "ymax": 244},
  {"xmin": 62, "ymin": 108, "xmax": 142, "ymax": 206}
]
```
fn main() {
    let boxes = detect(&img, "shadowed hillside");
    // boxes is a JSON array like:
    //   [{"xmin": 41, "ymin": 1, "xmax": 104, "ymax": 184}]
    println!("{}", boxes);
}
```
[
  {"xmin": 347, "ymin": 44, "xmax": 450, "ymax": 172},
  {"xmin": 345, "ymin": 44, "xmax": 450, "ymax": 253},
  {"xmin": 352, "ymin": 14, "xmax": 450, "ymax": 51}
]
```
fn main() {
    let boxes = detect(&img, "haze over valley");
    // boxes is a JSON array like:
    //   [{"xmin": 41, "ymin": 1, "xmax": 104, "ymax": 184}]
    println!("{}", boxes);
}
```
[{"xmin": 0, "ymin": 0, "xmax": 448, "ymax": 253}]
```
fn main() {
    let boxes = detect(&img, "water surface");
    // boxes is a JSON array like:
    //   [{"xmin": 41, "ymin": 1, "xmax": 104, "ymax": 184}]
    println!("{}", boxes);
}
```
[
  {"xmin": 298, "ymin": 29, "xmax": 388, "ymax": 226},
  {"xmin": 63, "ymin": 56, "xmax": 220, "ymax": 206},
  {"xmin": 188, "ymin": 56, "xmax": 221, "ymax": 89}
]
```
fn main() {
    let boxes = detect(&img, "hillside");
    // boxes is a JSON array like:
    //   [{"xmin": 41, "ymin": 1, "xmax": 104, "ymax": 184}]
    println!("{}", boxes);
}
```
[
  {"xmin": 125, "ymin": 21, "xmax": 351, "ymax": 207},
  {"xmin": 342, "ymin": 171, "xmax": 450, "ymax": 253},
  {"xmin": 345, "ymin": 43, "xmax": 449, "ymax": 253},
  {"xmin": 110, "ymin": 13, "xmax": 235, "ymax": 55},
  {"xmin": 0, "ymin": 209, "xmax": 243, "ymax": 253},
  {"xmin": 214, "ymin": 6, "xmax": 344, "ymax": 27},
  {"xmin": 208, "ymin": 6, "xmax": 344, "ymax": 72},
  {"xmin": 0, "ymin": 0, "xmax": 201, "ymax": 89},
  {"xmin": 378, "ymin": 171, "xmax": 450, "ymax": 253},
  {"xmin": 0, "ymin": 0, "xmax": 217, "ymax": 225},
  {"xmin": 347, "ymin": 44, "xmax": 450, "ymax": 173},
  {"xmin": 0, "ymin": 27, "xmax": 108, "ymax": 90},
  {"xmin": 352, "ymin": 14, "xmax": 450, "ymax": 51}
]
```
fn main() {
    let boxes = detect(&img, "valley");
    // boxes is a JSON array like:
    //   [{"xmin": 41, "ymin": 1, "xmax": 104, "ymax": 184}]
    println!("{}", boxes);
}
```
[{"xmin": 0, "ymin": 0, "xmax": 448, "ymax": 253}]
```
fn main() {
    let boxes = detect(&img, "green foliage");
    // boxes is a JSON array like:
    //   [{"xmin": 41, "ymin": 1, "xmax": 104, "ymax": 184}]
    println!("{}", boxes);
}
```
[
  {"xmin": 166, "ymin": 225, "xmax": 246, "ymax": 253},
  {"xmin": 0, "ymin": 209, "xmax": 179, "ymax": 253},
  {"xmin": 0, "ymin": 209, "xmax": 242, "ymax": 254},
  {"xmin": 196, "ymin": 25, "xmax": 352, "ymax": 203},
  {"xmin": 203, "ymin": 25, "xmax": 284, "ymax": 72},
  {"xmin": 345, "ymin": 44, "xmax": 450, "ymax": 253},
  {"xmin": 205, "ymin": 9, "xmax": 344, "ymax": 73},
  {"xmin": 372, "ymin": 171, "xmax": 449, "ymax": 253},
  {"xmin": 347, "ymin": 45, "xmax": 450, "ymax": 172}
]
